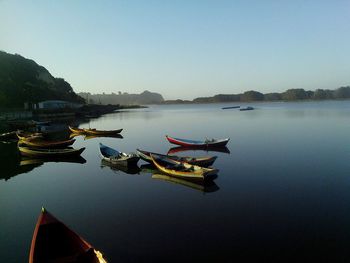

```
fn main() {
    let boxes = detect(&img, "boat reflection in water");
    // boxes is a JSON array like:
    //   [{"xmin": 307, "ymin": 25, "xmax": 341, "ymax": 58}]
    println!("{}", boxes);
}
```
[
  {"xmin": 1, "ymin": 159, "xmax": 43, "ymax": 181},
  {"xmin": 0, "ymin": 142, "xmax": 40, "ymax": 181},
  {"xmin": 167, "ymin": 146, "xmax": 230, "ymax": 155},
  {"xmin": 100, "ymin": 159, "xmax": 141, "ymax": 175},
  {"xmin": 84, "ymin": 134, "xmax": 123, "ymax": 140},
  {"xmin": 0, "ymin": 142, "xmax": 86, "ymax": 181},
  {"xmin": 152, "ymin": 173, "xmax": 219, "ymax": 193},
  {"xmin": 20, "ymin": 156, "xmax": 87, "ymax": 166},
  {"xmin": 140, "ymin": 164, "xmax": 219, "ymax": 193}
]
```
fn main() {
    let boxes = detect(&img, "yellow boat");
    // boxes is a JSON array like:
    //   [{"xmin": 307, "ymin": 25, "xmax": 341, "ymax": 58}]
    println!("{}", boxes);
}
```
[
  {"xmin": 150, "ymin": 154, "xmax": 218, "ymax": 180},
  {"xmin": 68, "ymin": 126, "xmax": 123, "ymax": 136},
  {"xmin": 68, "ymin": 126, "xmax": 85, "ymax": 134},
  {"xmin": 83, "ymin": 128, "xmax": 123, "ymax": 136},
  {"xmin": 18, "ymin": 146, "xmax": 85, "ymax": 158},
  {"xmin": 18, "ymin": 138, "xmax": 75, "ymax": 148},
  {"xmin": 16, "ymin": 131, "xmax": 43, "ymax": 141}
]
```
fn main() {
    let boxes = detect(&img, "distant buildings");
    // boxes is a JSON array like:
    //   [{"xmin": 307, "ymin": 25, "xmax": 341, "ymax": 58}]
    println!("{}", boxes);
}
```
[{"xmin": 24, "ymin": 100, "xmax": 83, "ymax": 110}]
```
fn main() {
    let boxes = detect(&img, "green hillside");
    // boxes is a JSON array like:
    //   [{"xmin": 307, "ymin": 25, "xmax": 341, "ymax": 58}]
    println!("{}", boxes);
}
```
[{"xmin": 0, "ymin": 51, "xmax": 84, "ymax": 108}]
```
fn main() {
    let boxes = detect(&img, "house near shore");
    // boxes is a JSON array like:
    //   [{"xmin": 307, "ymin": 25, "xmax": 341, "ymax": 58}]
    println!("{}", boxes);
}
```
[{"xmin": 37, "ymin": 100, "xmax": 83, "ymax": 109}]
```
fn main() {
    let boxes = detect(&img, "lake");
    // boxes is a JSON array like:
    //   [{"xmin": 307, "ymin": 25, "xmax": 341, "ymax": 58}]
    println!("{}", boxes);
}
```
[{"xmin": 1, "ymin": 101, "xmax": 350, "ymax": 262}]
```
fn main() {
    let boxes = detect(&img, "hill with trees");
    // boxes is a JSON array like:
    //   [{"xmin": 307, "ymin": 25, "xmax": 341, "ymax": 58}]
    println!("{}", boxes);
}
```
[
  {"xmin": 187, "ymin": 87, "xmax": 350, "ymax": 104},
  {"xmin": 0, "ymin": 51, "xmax": 84, "ymax": 108}
]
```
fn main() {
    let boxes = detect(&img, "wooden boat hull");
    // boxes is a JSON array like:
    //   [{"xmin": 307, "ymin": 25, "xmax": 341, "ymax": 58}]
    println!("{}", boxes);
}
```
[
  {"xmin": 19, "ymin": 139, "xmax": 75, "ymax": 148},
  {"xmin": 18, "ymin": 146, "xmax": 85, "ymax": 158},
  {"xmin": 16, "ymin": 131, "xmax": 44, "ymax": 141},
  {"xmin": 30, "ymin": 208, "xmax": 107, "ymax": 263},
  {"xmin": 68, "ymin": 126, "xmax": 85, "ymax": 134},
  {"xmin": 84, "ymin": 128, "xmax": 123, "ymax": 136},
  {"xmin": 151, "ymin": 154, "xmax": 218, "ymax": 180},
  {"xmin": 136, "ymin": 149, "xmax": 217, "ymax": 167},
  {"xmin": 166, "ymin": 135, "xmax": 229, "ymax": 148},
  {"xmin": 69, "ymin": 126, "xmax": 123, "ymax": 136}
]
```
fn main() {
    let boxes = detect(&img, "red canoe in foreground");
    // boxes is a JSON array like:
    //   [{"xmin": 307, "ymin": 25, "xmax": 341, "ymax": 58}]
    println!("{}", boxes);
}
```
[
  {"xmin": 166, "ymin": 135, "xmax": 229, "ymax": 148},
  {"xmin": 30, "ymin": 208, "xmax": 107, "ymax": 263}
]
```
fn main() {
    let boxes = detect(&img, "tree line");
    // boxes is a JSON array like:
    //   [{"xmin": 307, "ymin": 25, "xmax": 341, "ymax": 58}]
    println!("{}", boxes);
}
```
[{"xmin": 192, "ymin": 87, "xmax": 350, "ymax": 103}]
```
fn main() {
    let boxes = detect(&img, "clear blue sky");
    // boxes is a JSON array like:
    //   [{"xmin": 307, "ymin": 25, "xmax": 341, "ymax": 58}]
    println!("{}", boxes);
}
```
[{"xmin": 1, "ymin": 0, "xmax": 349, "ymax": 100}]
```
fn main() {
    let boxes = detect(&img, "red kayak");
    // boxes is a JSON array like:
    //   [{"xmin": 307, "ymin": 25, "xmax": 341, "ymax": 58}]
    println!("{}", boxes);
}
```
[
  {"xmin": 166, "ymin": 135, "xmax": 229, "ymax": 148},
  {"xmin": 29, "ymin": 208, "xmax": 107, "ymax": 263}
]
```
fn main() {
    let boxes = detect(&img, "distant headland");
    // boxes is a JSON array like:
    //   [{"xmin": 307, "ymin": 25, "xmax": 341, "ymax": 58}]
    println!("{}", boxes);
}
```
[
  {"xmin": 1, "ymin": 50, "xmax": 349, "ymax": 109},
  {"xmin": 161, "ymin": 87, "xmax": 350, "ymax": 104}
]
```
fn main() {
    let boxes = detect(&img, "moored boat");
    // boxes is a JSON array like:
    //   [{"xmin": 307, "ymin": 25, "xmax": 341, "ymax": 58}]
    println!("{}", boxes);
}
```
[
  {"xmin": 69, "ymin": 126, "xmax": 123, "ymax": 136},
  {"xmin": 166, "ymin": 135, "xmax": 229, "ymax": 148},
  {"xmin": 18, "ymin": 146, "xmax": 85, "ymax": 158},
  {"xmin": 68, "ymin": 126, "xmax": 85, "ymax": 134},
  {"xmin": 29, "ymin": 207, "xmax": 107, "ymax": 263},
  {"xmin": 136, "ymin": 149, "xmax": 217, "ymax": 167},
  {"xmin": 99, "ymin": 143, "xmax": 139, "ymax": 165},
  {"xmin": 84, "ymin": 128, "xmax": 123, "ymax": 136},
  {"xmin": 16, "ymin": 131, "xmax": 44, "ymax": 141},
  {"xmin": 18, "ymin": 138, "xmax": 75, "ymax": 148},
  {"xmin": 150, "ymin": 153, "xmax": 218, "ymax": 180}
]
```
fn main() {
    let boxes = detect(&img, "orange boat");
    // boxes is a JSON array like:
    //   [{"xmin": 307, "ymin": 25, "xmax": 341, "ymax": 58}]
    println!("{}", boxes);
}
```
[{"xmin": 29, "ymin": 208, "xmax": 107, "ymax": 263}]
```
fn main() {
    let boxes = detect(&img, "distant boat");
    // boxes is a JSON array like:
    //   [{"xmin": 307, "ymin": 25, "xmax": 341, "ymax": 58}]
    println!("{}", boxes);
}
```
[
  {"xmin": 150, "ymin": 153, "xmax": 218, "ymax": 180},
  {"xmin": 240, "ymin": 106, "xmax": 254, "ymax": 111},
  {"xmin": 136, "ymin": 148, "xmax": 217, "ymax": 167},
  {"xmin": 29, "ymin": 208, "xmax": 107, "ymax": 263},
  {"xmin": 18, "ymin": 146, "xmax": 85, "ymax": 158},
  {"xmin": 222, "ymin": 106, "xmax": 240, "ymax": 109},
  {"xmin": 166, "ymin": 135, "xmax": 229, "ymax": 148},
  {"xmin": 99, "ymin": 143, "xmax": 139, "ymax": 165}
]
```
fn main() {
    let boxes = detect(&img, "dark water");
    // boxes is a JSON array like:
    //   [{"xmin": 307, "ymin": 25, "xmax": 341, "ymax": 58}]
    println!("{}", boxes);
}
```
[{"xmin": 1, "ymin": 101, "xmax": 350, "ymax": 262}]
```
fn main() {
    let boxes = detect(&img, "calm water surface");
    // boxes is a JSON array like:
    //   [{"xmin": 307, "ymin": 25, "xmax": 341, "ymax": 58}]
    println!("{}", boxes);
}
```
[{"xmin": 1, "ymin": 101, "xmax": 350, "ymax": 262}]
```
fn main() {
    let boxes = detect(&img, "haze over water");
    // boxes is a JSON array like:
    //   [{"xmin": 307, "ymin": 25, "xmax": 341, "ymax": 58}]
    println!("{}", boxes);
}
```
[{"xmin": 1, "ymin": 101, "xmax": 350, "ymax": 262}]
